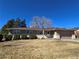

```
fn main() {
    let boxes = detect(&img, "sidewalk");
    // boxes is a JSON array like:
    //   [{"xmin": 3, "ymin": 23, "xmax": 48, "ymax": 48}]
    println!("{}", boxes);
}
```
[{"xmin": 61, "ymin": 39, "xmax": 79, "ymax": 42}]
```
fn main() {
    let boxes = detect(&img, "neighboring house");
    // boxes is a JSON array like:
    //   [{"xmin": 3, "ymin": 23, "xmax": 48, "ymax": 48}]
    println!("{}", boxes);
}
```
[
  {"xmin": 75, "ymin": 30, "xmax": 79, "ymax": 38},
  {"xmin": 6, "ymin": 28, "xmax": 77, "ymax": 39}
]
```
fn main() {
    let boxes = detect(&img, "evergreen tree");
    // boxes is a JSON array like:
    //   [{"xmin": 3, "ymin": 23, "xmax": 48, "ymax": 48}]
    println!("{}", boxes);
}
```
[
  {"xmin": 21, "ymin": 19, "xmax": 26, "ymax": 28},
  {"xmin": 7, "ymin": 19, "xmax": 15, "ymax": 28},
  {"xmin": 1, "ymin": 25, "xmax": 9, "ymax": 35},
  {"xmin": 14, "ymin": 18, "xmax": 21, "ymax": 28}
]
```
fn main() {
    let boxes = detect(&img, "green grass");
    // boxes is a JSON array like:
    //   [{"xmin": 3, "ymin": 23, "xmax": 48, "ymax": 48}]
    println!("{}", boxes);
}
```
[{"xmin": 0, "ymin": 40, "xmax": 79, "ymax": 59}]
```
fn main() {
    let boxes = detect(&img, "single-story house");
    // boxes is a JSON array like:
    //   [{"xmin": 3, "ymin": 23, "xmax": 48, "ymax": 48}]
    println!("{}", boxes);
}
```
[{"xmin": 6, "ymin": 28, "xmax": 77, "ymax": 39}]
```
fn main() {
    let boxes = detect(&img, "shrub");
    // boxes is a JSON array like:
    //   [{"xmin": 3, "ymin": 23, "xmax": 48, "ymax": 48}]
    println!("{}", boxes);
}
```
[
  {"xmin": 0, "ymin": 34, "xmax": 3, "ymax": 42},
  {"xmin": 21, "ymin": 34, "xmax": 28, "ymax": 39},
  {"xmin": 29, "ymin": 34, "xmax": 37, "ymax": 39},
  {"xmin": 14, "ymin": 34, "xmax": 20, "ymax": 40},
  {"xmin": 5, "ymin": 35, "xmax": 12, "ymax": 41}
]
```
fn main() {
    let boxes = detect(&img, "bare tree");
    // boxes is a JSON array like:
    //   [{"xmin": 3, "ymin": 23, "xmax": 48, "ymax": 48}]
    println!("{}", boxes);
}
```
[
  {"xmin": 30, "ymin": 16, "xmax": 40, "ymax": 28},
  {"xmin": 40, "ymin": 16, "xmax": 52, "ymax": 37},
  {"xmin": 30, "ymin": 16, "xmax": 52, "ymax": 28},
  {"xmin": 40, "ymin": 16, "xmax": 52, "ymax": 28},
  {"xmin": 30, "ymin": 16, "xmax": 52, "ymax": 38}
]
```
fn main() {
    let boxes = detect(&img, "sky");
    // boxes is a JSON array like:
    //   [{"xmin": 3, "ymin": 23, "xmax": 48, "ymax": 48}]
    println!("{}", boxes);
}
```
[{"xmin": 0, "ymin": 0, "xmax": 79, "ymax": 29}]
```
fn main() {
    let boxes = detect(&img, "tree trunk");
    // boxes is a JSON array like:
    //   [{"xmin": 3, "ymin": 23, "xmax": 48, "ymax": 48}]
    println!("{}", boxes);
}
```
[{"xmin": 42, "ymin": 29, "xmax": 45, "ymax": 38}]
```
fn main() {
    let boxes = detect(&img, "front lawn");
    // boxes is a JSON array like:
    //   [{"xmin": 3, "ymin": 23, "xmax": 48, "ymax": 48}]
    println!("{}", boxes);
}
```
[{"xmin": 0, "ymin": 39, "xmax": 79, "ymax": 59}]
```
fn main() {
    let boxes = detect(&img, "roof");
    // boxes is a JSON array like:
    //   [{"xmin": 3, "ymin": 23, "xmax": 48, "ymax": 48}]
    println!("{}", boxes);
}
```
[{"xmin": 6, "ymin": 28, "xmax": 76, "ymax": 31}]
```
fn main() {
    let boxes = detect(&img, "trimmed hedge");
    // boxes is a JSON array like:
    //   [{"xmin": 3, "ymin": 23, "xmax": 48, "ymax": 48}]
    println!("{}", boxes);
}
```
[
  {"xmin": 29, "ymin": 34, "xmax": 37, "ymax": 39},
  {"xmin": 14, "ymin": 34, "xmax": 20, "ymax": 40},
  {"xmin": 5, "ymin": 35, "xmax": 12, "ymax": 41},
  {"xmin": 0, "ymin": 34, "xmax": 3, "ymax": 42},
  {"xmin": 21, "ymin": 34, "xmax": 28, "ymax": 39}
]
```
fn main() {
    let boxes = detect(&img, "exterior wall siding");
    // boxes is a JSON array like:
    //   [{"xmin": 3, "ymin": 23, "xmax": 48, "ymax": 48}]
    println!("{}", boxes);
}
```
[{"xmin": 8, "ymin": 28, "xmax": 76, "ymax": 39}]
